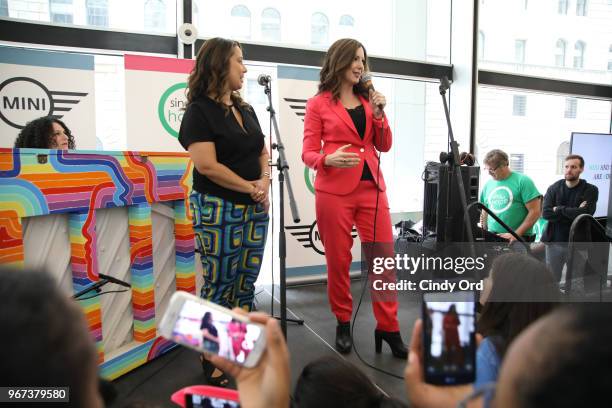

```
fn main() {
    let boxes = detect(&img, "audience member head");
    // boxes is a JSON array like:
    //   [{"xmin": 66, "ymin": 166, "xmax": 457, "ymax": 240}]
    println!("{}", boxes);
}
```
[
  {"xmin": 293, "ymin": 355, "xmax": 407, "ymax": 408},
  {"xmin": 478, "ymin": 253, "xmax": 558, "ymax": 358},
  {"xmin": 563, "ymin": 154, "xmax": 585, "ymax": 182},
  {"xmin": 495, "ymin": 304, "xmax": 612, "ymax": 408},
  {"xmin": 0, "ymin": 267, "xmax": 102, "ymax": 408},
  {"xmin": 483, "ymin": 149, "xmax": 510, "ymax": 180},
  {"xmin": 14, "ymin": 116, "xmax": 75, "ymax": 149},
  {"xmin": 318, "ymin": 38, "xmax": 370, "ymax": 100},
  {"xmin": 187, "ymin": 37, "xmax": 246, "ymax": 109}
]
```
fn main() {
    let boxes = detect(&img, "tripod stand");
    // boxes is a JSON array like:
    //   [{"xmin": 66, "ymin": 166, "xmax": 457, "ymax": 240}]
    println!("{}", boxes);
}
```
[{"xmin": 260, "ymin": 76, "xmax": 304, "ymax": 338}]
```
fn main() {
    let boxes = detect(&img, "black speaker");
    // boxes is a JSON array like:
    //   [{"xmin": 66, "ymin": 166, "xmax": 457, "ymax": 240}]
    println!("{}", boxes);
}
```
[{"xmin": 423, "ymin": 162, "xmax": 480, "ymax": 242}]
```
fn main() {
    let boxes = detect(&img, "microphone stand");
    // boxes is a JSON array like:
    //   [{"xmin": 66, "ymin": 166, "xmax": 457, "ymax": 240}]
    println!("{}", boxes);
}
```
[
  {"xmin": 73, "ymin": 278, "xmax": 110, "ymax": 300},
  {"xmin": 73, "ymin": 273, "xmax": 131, "ymax": 300},
  {"xmin": 439, "ymin": 77, "xmax": 476, "ymax": 258},
  {"xmin": 262, "ymin": 78, "xmax": 304, "ymax": 338}
]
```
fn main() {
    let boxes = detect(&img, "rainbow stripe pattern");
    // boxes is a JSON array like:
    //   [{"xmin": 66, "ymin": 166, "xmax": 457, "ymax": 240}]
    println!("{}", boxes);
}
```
[{"xmin": 0, "ymin": 148, "xmax": 196, "ymax": 379}]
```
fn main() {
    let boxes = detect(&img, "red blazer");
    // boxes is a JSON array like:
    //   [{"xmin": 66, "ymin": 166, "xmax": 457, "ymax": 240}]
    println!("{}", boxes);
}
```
[{"xmin": 302, "ymin": 91, "xmax": 392, "ymax": 195}]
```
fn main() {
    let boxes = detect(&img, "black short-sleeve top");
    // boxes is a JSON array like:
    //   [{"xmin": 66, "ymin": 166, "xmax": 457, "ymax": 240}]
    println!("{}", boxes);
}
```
[{"xmin": 178, "ymin": 95, "xmax": 265, "ymax": 204}]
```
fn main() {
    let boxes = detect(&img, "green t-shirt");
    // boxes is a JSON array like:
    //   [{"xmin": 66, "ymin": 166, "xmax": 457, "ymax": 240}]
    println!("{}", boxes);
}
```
[{"xmin": 480, "ymin": 172, "xmax": 541, "ymax": 235}]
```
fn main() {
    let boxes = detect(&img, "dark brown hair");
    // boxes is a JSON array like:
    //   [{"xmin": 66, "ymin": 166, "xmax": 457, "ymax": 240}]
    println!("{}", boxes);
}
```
[
  {"xmin": 564, "ymin": 154, "xmax": 584, "ymax": 168},
  {"xmin": 187, "ymin": 37, "xmax": 247, "ymax": 111},
  {"xmin": 478, "ymin": 253, "xmax": 558, "ymax": 358},
  {"xmin": 14, "ymin": 116, "xmax": 76, "ymax": 149},
  {"xmin": 318, "ymin": 38, "xmax": 370, "ymax": 101}
]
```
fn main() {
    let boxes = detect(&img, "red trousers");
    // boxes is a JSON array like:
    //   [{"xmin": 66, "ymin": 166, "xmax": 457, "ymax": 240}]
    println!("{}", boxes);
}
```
[{"xmin": 316, "ymin": 180, "xmax": 399, "ymax": 332}]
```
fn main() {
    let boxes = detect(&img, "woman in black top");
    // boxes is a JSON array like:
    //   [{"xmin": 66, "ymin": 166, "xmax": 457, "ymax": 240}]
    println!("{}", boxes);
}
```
[{"xmin": 178, "ymin": 37, "xmax": 270, "ymax": 385}]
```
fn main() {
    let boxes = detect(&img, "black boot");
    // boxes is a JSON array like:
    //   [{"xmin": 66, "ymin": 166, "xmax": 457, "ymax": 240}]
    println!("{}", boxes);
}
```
[
  {"xmin": 335, "ymin": 321, "xmax": 352, "ymax": 354},
  {"xmin": 374, "ymin": 330, "xmax": 408, "ymax": 359}
]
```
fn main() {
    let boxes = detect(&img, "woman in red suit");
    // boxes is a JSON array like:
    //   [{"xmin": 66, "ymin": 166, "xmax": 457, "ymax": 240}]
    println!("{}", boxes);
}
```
[{"xmin": 302, "ymin": 38, "xmax": 406, "ymax": 358}]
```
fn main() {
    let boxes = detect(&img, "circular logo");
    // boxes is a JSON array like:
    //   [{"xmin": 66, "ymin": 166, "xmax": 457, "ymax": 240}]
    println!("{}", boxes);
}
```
[
  {"xmin": 487, "ymin": 186, "xmax": 513, "ymax": 213},
  {"xmin": 0, "ymin": 77, "xmax": 54, "ymax": 129},
  {"xmin": 309, "ymin": 221, "xmax": 325, "ymax": 255},
  {"xmin": 304, "ymin": 166, "xmax": 316, "ymax": 194},
  {"xmin": 158, "ymin": 82, "xmax": 188, "ymax": 138}
]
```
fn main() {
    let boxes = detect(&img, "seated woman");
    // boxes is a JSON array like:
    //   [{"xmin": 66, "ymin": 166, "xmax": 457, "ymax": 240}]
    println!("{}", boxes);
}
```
[
  {"xmin": 14, "ymin": 116, "xmax": 75, "ymax": 149},
  {"xmin": 475, "ymin": 252, "xmax": 559, "ymax": 386}
]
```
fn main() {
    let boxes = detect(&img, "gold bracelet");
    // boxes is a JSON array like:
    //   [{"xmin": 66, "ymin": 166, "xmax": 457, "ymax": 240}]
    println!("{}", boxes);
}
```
[{"xmin": 262, "ymin": 171, "xmax": 271, "ymax": 177}]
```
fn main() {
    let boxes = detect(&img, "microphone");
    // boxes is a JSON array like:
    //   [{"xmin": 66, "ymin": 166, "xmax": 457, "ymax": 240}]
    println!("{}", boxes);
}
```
[
  {"xmin": 257, "ymin": 74, "xmax": 271, "ymax": 86},
  {"xmin": 98, "ymin": 273, "xmax": 131, "ymax": 288},
  {"xmin": 360, "ymin": 73, "xmax": 383, "ymax": 110}
]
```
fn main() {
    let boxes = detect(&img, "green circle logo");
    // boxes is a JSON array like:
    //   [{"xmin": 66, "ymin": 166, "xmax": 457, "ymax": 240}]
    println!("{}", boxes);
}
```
[
  {"xmin": 158, "ymin": 82, "xmax": 188, "ymax": 138},
  {"xmin": 304, "ymin": 166, "xmax": 316, "ymax": 194},
  {"xmin": 487, "ymin": 186, "xmax": 513, "ymax": 213}
]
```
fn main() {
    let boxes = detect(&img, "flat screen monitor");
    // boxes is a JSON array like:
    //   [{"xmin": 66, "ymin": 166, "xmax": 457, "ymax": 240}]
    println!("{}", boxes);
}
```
[{"xmin": 570, "ymin": 132, "xmax": 611, "ymax": 218}]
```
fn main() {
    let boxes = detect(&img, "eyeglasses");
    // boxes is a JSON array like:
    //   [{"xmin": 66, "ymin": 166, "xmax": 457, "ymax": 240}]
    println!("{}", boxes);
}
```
[
  {"xmin": 484, "ymin": 165, "xmax": 501, "ymax": 174},
  {"xmin": 457, "ymin": 382, "xmax": 496, "ymax": 408}
]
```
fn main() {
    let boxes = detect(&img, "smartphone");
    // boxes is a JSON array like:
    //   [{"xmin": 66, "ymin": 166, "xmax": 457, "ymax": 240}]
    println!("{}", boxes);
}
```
[
  {"xmin": 185, "ymin": 393, "xmax": 240, "ymax": 408},
  {"xmin": 159, "ymin": 291, "xmax": 266, "ymax": 368},
  {"xmin": 422, "ymin": 291, "xmax": 476, "ymax": 385}
]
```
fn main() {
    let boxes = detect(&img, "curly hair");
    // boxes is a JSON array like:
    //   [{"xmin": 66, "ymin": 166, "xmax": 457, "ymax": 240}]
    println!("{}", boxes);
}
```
[
  {"xmin": 187, "ymin": 37, "xmax": 247, "ymax": 112},
  {"xmin": 318, "ymin": 38, "xmax": 370, "ymax": 101},
  {"xmin": 14, "ymin": 116, "xmax": 76, "ymax": 149}
]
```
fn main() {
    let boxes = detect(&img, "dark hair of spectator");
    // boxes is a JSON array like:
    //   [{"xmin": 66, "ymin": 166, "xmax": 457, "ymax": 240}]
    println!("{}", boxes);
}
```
[
  {"xmin": 478, "ymin": 253, "xmax": 558, "ymax": 359},
  {"xmin": 564, "ymin": 154, "xmax": 584, "ymax": 168},
  {"xmin": 0, "ymin": 267, "xmax": 97, "ymax": 407},
  {"xmin": 292, "ymin": 356, "xmax": 407, "ymax": 408},
  {"xmin": 516, "ymin": 304, "xmax": 612, "ymax": 408}
]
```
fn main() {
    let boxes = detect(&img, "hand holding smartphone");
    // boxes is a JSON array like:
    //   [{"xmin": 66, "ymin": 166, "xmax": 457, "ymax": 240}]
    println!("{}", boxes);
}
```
[
  {"xmin": 422, "ymin": 291, "xmax": 476, "ymax": 385},
  {"xmin": 159, "ymin": 292, "xmax": 266, "ymax": 368}
]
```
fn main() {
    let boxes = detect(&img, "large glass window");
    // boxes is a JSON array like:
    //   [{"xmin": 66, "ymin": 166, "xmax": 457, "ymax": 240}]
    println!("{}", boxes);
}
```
[
  {"xmin": 311, "ymin": 12, "xmax": 329, "ymax": 47},
  {"xmin": 0, "ymin": 0, "xmax": 7, "ymax": 17},
  {"xmin": 193, "ymin": 0, "xmax": 451, "ymax": 64},
  {"xmin": 477, "ymin": 87, "xmax": 611, "ymax": 193},
  {"xmin": 479, "ymin": 0, "xmax": 611, "ymax": 84},
  {"xmin": 555, "ymin": 39, "xmax": 566, "ymax": 67},
  {"xmin": 144, "ymin": 0, "xmax": 166, "ymax": 32},
  {"xmin": 87, "ymin": 0, "xmax": 109, "ymax": 27},
  {"xmin": 3, "ymin": 1, "xmax": 177, "ymax": 34},
  {"xmin": 261, "ymin": 7, "xmax": 281, "ymax": 42},
  {"xmin": 50, "ymin": 0, "xmax": 73, "ymax": 24},
  {"xmin": 231, "ymin": 5, "xmax": 251, "ymax": 40},
  {"xmin": 573, "ymin": 41, "xmax": 585, "ymax": 69}
]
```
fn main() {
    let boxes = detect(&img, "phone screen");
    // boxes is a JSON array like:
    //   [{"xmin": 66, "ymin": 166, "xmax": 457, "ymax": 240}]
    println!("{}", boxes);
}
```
[
  {"xmin": 170, "ymin": 298, "xmax": 262, "ymax": 364},
  {"xmin": 185, "ymin": 393, "xmax": 240, "ymax": 408},
  {"xmin": 422, "ymin": 291, "xmax": 476, "ymax": 385}
]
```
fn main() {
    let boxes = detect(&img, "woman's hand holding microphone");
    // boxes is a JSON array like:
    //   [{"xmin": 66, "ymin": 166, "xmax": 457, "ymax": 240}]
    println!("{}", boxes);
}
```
[
  {"xmin": 324, "ymin": 144, "xmax": 361, "ymax": 168},
  {"xmin": 369, "ymin": 90, "xmax": 386, "ymax": 119}
]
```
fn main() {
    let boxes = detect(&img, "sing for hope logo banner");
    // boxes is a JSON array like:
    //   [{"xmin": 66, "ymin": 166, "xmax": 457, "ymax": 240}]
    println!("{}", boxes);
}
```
[
  {"xmin": 124, "ymin": 55, "xmax": 195, "ymax": 152},
  {"xmin": 0, "ymin": 46, "xmax": 96, "ymax": 149}
]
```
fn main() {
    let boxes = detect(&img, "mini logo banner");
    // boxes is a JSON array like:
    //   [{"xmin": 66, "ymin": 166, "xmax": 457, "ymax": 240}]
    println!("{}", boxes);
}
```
[
  {"xmin": 124, "ymin": 55, "xmax": 195, "ymax": 152},
  {"xmin": 0, "ymin": 47, "xmax": 96, "ymax": 149}
]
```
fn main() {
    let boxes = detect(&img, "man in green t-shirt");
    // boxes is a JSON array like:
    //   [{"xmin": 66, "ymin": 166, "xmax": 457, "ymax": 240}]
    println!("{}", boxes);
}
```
[{"xmin": 480, "ymin": 149, "xmax": 542, "ymax": 242}]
